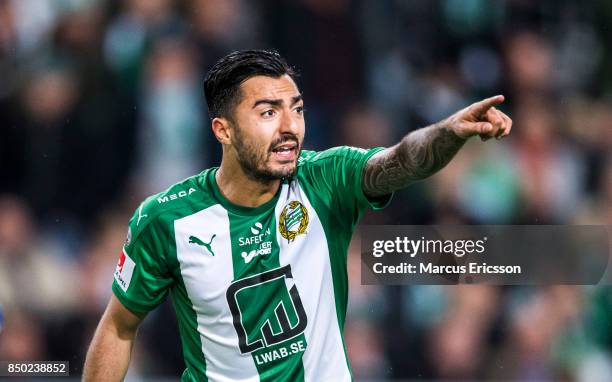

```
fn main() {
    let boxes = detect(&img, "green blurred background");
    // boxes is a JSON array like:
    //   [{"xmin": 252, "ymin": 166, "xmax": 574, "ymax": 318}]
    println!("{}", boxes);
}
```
[{"xmin": 1, "ymin": 0, "xmax": 612, "ymax": 380}]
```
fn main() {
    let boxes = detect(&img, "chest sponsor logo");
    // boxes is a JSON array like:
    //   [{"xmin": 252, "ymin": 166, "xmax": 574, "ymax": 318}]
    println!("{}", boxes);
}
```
[
  {"xmin": 279, "ymin": 201, "xmax": 308, "ymax": 243},
  {"xmin": 241, "ymin": 241, "xmax": 272, "ymax": 263},
  {"xmin": 189, "ymin": 234, "xmax": 216, "ymax": 256},
  {"xmin": 114, "ymin": 249, "xmax": 136, "ymax": 292},
  {"xmin": 157, "ymin": 187, "xmax": 196, "ymax": 204},
  {"xmin": 226, "ymin": 265, "xmax": 308, "ymax": 358},
  {"xmin": 238, "ymin": 222, "xmax": 271, "ymax": 246},
  {"xmin": 239, "ymin": 222, "xmax": 273, "ymax": 263},
  {"xmin": 251, "ymin": 222, "xmax": 263, "ymax": 235}
]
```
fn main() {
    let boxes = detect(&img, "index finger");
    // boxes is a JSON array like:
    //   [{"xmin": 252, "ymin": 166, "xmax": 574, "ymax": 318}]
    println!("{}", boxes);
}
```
[{"xmin": 470, "ymin": 95, "xmax": 505, "ymax": 116}]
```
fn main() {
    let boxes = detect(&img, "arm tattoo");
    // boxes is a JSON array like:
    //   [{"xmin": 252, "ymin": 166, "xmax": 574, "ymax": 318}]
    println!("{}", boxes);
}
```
[{"xmin": 362, "ymin": 122, "xmax": 466, "ymax": 198}]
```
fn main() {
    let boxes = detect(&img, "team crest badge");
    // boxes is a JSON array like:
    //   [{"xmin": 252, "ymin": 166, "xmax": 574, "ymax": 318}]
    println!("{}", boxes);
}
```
[{"xmin": 279, "ymin": 201, "xmax": 309, "ymax": 243}]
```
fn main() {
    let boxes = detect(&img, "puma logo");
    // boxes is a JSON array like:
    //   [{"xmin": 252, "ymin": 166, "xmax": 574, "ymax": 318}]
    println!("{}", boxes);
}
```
[
  {"xmin": 189, "ymin": 234, "xmax": 216, "ymax": 256},
  {"xmin": 136, "ymin": 203, "xmax": 148, "ymax": 226}
]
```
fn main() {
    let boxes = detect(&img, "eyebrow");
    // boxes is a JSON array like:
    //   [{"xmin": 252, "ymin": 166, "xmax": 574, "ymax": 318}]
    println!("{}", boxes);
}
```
[{"xmin": 252, "ymin": 95, "xmax": 303, "ymax": 109}]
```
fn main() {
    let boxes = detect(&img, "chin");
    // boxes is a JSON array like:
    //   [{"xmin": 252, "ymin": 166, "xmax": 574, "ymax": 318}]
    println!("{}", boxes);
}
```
[
  {"xmin": 247, "ymin": 163, "xmax": 296, "ymax": 182},
  {"xmin": 269, "ymin": 163, "xmax": 297, "ymax": 179},
  {"xmin": 276, "ymin": 167, "xmax": 297, "ymax": 179}
]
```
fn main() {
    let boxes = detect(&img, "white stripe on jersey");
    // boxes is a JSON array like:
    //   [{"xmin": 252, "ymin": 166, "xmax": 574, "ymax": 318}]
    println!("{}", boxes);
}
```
[
  {"xmin": 275, "ymin": 182, "xmax": 351, "ymax": 382},
  {"xmin": 174, "ymin": 205, "xmax": 259, "ymax": 382}
]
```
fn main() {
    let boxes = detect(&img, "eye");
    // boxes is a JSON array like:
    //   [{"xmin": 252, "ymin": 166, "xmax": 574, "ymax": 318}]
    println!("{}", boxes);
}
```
[{"xmin": 261, "ymin": 109, "xmax": 276, "ymax": 118}]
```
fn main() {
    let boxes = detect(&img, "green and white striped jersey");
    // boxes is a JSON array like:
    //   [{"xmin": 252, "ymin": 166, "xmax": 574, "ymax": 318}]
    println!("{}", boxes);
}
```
[{"xmin": 112, "ymin": 146, "xmax": 391, "ymax": 382}]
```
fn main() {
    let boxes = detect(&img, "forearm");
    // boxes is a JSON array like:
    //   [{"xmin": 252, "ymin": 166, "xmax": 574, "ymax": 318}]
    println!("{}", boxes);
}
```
[
  {"xmin": 83, "ymin": 312, "xmax": 137, "ymax": 381},
  {"xmin": 362, "ymin": 120, "xmax": 466, "ymax": 197}
]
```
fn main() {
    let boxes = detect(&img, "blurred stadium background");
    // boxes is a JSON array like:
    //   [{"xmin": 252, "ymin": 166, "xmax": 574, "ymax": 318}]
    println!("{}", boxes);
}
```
[{"xmin": 1, "ymin": 0, "xmax": 612, "ymax": 380}]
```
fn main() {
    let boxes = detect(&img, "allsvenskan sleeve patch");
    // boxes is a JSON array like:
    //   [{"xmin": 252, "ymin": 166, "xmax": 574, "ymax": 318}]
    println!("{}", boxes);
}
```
[{"xmin": 111, "ymin": 203, "xmax": 173, "ymax": 314}]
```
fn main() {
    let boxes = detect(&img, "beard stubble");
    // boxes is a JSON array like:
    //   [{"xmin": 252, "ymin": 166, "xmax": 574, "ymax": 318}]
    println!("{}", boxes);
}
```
[{"xmin": 232, "ymin": 123, "xmax": 300, "ymax": 182}]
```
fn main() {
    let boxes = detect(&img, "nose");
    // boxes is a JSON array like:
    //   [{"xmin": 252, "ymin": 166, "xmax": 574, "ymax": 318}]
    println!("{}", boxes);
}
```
[{"xmin": 279, "ymin": 108, "xmax": 300, "ymax": 135}]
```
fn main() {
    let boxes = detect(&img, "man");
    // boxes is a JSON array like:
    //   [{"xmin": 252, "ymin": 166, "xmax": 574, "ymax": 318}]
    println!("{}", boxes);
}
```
[{"xmin": 83, "ymin": 50, "xmax": 511, "ymax": 381}]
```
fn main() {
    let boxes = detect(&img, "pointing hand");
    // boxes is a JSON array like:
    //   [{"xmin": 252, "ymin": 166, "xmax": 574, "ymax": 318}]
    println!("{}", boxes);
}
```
[{"xmin": 447, "ymin": 95, "xmax": 513, "ymax": 141}]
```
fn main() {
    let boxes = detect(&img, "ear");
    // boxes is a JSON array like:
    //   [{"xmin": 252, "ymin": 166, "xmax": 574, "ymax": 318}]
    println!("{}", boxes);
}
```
[{"xmin": 211, "ymin": 117, "xmax": 232, "ymax": 144}]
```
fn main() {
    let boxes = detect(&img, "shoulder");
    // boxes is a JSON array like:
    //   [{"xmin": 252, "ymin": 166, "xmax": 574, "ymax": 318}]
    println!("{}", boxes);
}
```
[
  {"xmin": 126, "ymin": 169, "xmax": 216, "ymax": 245},
  {"xmin": 298, "ymin": 146, "xmax": 372, "ymax": 167}
]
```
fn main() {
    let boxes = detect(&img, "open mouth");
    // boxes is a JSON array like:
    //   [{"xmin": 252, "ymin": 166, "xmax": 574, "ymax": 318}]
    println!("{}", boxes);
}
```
[{"xmin": 271, "ymin": 141, "xmax": 298, "ymax": 161}]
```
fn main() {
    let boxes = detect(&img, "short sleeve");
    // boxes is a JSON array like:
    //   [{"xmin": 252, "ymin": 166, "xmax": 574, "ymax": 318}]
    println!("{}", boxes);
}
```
[
  {"xmin": 300, "ymin": 146, "xmax": 393, "ymax": 225},
  {"xmin": 112, "ymin": 213, "xmax": 173, "ymax": 314}
]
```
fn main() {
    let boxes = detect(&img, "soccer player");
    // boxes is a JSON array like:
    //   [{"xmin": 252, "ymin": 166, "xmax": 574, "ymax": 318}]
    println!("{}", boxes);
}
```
[{"xmin": 83, "ymin": 50, "xmax": 511, "ymax": 381}]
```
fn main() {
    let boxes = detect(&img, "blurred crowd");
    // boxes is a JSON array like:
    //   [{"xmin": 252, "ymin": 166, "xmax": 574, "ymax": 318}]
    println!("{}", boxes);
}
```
[{"xmin": 1, "ymin": 0, "xmax": 612, "ymax": 380}]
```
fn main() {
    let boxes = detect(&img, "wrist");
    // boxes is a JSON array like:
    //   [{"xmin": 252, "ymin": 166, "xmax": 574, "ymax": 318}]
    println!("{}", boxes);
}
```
[{"xmin": 438, "ymin": 117, "xmax": 469, "ymax": 141}]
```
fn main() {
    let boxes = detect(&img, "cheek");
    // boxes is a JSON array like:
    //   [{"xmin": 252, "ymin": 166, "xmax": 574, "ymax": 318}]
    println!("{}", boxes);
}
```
[
  {"xmin": 253, "ymin": 126, "xmax": 275, "ymax": 151},
  {"xmin": 242, "ymin": 124, "xmax": 276, "ymax": 158},
  {"xmin": 234, "ymin": 117, "xmax": 266, "ymax": 142},
  {"xmin": 299, "ymin": 122, "xmax": 306, "ymax": 139},
  {"xmin": 295, "ymin": 117, "xmax": 306, "ymax": 136},
  {"xmin": 253, "ymin": 120, "xmax": 279, "ymax": 143}
]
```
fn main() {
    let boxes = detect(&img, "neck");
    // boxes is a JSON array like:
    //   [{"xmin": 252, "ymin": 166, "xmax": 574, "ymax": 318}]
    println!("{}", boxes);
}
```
[{"xmin": 216, "ymin": 159, "xmax": 281, "ymax": 208}]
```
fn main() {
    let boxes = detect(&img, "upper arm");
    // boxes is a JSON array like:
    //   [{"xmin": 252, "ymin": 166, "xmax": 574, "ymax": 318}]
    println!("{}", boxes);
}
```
[
  {"xmin": 101, "ymin": 294, "xmax": 146, "ymax": 339},
  {"xmin": 362, "ymin": 144, "xmax": 405, "ymax": 198},
  {"xmin": 112, "ymin": 207, "xmax": 174, "ymax": 314},
  {"xmin": 302, "ymin": 147, "xmax": 392, "ymax": 224},
  {"xmin": 363, "ymin": 124, "xmax": 468, "ymax": 197}
]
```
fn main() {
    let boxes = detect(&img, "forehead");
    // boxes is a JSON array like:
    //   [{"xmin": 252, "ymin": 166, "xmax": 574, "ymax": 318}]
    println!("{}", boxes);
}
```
[{"xmin": 238, "ymin": 75, "xmax": 300, "ymax": 103}]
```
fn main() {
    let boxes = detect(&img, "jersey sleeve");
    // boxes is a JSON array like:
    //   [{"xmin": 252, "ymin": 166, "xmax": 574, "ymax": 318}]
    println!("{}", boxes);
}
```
[
  {"xmin": 112, "ymin": 207, "xmax": 173, "ymax": 314},
  {"xmin": 301, "ymin": 146, "xmax": 393, "ymax": 225}
]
